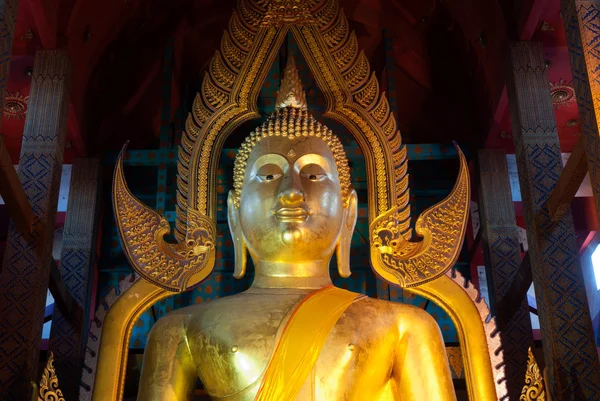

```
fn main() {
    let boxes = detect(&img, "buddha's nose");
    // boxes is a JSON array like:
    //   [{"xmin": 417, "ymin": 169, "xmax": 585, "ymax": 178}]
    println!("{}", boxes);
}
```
[
  {"xmin": 280, "ymin": 187, "xmax": 305, "ymax": 206},
  {"xmin": 279, "ymin": 173, "xmax": 305, "ymax": 206}
]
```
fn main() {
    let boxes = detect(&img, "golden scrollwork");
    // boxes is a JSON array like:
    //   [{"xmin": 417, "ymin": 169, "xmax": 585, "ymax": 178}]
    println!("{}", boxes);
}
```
[
  {"xmin": 113, "ymin": 144, "xmax": 216, "ymax": 291},
  {"xmin": 38, "ymin": 352, "xmax": 65, "ymax": 401},
  {"xmin": 262, "ymin": 0, "xmax": 316, "ymax": 27},
  {"xmin": 370, "ymin": 143, "xmax": 470, "ymax": 287},
  {"xmin": 521, "ymin": 347, "xmax": 547, "ymax": 400}
]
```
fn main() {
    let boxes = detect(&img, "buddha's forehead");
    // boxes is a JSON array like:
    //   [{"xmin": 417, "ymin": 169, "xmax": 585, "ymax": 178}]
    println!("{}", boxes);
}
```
[{"xmin": 246, "ymin": 135, "xmax": 335, "ymax": 167}]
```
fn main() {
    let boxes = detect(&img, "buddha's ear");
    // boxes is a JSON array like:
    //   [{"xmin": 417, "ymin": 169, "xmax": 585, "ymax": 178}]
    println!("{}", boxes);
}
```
[
  {"xmin": 227, "ymin": 191, "xmax": 247, "ymax": 279},
  {"xmin": 337, "ymin": 189, "xmax": 358, "ymax": 278}
]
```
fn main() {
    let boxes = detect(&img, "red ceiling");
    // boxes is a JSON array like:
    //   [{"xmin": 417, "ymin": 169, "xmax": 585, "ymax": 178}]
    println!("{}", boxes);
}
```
[
  {"xmin": 485, "ymin": 0, "xmax": 581, "ymax": 153},
  {"xmin": 0, "ymin": 0, "xmax": 582, "ymax": 163}
]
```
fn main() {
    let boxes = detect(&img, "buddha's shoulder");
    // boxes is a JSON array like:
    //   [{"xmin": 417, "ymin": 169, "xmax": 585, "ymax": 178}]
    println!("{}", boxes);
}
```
[
  {"xmin": 157, "ymin": 291, "xmax": 304, "ymax": 330},
  {"xmin": 349, "ymin": 296, "xmax": 440, "ymax": 331}
]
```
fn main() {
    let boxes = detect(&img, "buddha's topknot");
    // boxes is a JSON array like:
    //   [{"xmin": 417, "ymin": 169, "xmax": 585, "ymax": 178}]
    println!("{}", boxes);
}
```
[{"xmin": 232, "ymin": 56, "xmax": 351, "ymax": 207}]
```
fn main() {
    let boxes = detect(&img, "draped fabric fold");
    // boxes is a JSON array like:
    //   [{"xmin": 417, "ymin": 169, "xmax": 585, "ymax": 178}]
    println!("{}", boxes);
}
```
[{"xmin": 254, "ymin": 286, "xmax": 363, "ymax": 401}]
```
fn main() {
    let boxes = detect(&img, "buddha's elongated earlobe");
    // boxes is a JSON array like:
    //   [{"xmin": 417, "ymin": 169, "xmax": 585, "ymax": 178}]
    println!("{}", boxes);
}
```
[
  {"xmin": 337, "ymin": 190, "xmax": 358, "ymax": 278},
  {"xmin": 228, "ymin": 191, "xmax": 247, "ymax": 279}
]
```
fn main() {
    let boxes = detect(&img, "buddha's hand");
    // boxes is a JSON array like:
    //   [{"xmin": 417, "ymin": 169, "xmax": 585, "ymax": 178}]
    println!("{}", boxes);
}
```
[
  {"xmin": 113, "ymin": 143, "xmax": 216, "ymax": 292},
  {"xmin": 370, "ymin": 143, "xmax": 470, "ymax": 288}
]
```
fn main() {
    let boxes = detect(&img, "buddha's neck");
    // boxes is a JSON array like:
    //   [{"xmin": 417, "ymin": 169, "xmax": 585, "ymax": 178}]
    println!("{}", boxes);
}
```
[{"xmin": 250, "ymin": 259, "xmax": 332, "ymax": 290}]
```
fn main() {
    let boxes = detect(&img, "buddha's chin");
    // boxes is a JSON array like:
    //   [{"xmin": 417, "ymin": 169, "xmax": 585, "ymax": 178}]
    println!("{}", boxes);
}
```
[{"xmin": 281, "ymin": 227, "xmax": 303, "ymax": 246}]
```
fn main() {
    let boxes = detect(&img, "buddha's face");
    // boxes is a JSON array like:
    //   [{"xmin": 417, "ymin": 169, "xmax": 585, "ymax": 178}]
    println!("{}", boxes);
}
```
[{"xmin": 232, "ymin": 135, "xmax": 350, "ymax": 263}]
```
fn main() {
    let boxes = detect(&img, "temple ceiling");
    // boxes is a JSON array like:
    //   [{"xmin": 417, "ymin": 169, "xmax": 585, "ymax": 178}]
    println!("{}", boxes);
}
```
[{"xmin": 0, "ymin": 0, "xmax": 580, "ymax": 163}]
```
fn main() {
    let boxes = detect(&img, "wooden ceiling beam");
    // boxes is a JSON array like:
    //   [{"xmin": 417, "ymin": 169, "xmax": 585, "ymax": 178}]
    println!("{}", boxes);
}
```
[
  {"xmin": 546, "ymin": 135, "xmax": 588, "ymax": 222},
  {"xmin": 0, "ymin": 136, "xmax": 33, "ymax": 233},
  {"xmin": 49, "ymin": 258, "xmax": 83, "ymax": 329}
]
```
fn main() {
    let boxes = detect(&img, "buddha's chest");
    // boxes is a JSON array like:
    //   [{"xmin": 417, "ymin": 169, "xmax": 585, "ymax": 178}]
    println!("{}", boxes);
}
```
[{"xmin": 187, "ymin": 296, "xmax": 396, "ymax": 400}]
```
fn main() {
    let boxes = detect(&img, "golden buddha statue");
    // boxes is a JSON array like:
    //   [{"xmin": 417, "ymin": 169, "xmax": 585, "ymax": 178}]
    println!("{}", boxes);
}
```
[
  {"xmin": 93, "ymin": 3, "xmax": 505, "ymax": 400},
  {"xmin": 136, "ymin": 58, "xmax": 456, "ymax": 401}
]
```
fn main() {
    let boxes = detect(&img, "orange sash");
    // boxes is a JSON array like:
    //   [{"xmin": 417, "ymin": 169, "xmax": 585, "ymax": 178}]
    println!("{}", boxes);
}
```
[{"xmin": 254, "ymin": 285, "xmax": 362, "ymax": 401}]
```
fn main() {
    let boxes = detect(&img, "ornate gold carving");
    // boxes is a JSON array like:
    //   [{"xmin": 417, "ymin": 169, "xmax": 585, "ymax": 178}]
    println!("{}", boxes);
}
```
[
  {"xmin": 238, "ymin": 0, "xmax": 264, "ymax": 29},
  {"xmin": 113, "ymin": 144, "xmax": 216, "ymax": 291},
  {"xmin": 210, "ymin": 51, "xmax": 237, "ymax": 90},
  {"xmin": 193, "ymin": 26, "xmax": 279, "ymax": 216},
  {"xmin": 230, "ymin": 12, "xmax": 256, "ymax": 51},
  {"xmin": 343, "ymin": 50, "xmax": 369, "ymax": 91},
  {"xmin": 321, "ymin": 8, "xmax": 348, "ymax": 49},
  {"xmin": 274, "ymin": 56, "xmax": 307, "ymax": 109},
  {"xmin": 381, "ymin": 113, "xmax": 397, "ymax": 138},
  {"xmin": 353, "ymin": 72, "xmax": 379, "ymax": 110},
  {"xmin": 371, "ymin": 95, "xmax": 391, "ymax": 124},
  {"xmin": 370, "ymin": 144, "xmax": 470, "ymax": 287},
  {"xmin": 332, "ymin": 31, "xmax": 357, "ymax": 71},
  {"xmin": 314, "ymin": 0, "xmax": 339, "ymax": 30},
  {"xmin": 191, "ymin": 94, "xmax": 211, "ymax": 126},
  {"xmin": 202, "ymin": 74, "xmax": 230, "ymax": 111},
  {"xmin": 298, "ymin": 25, "xmax": 392, "ymax": 214},
  {"xmin": 262, "ymin": 0, "xmax": 316, "ymax": 27},
  {"xmin": 38, "ymin": 352, "xmax": 65, "ymax": 401},
  {"xmin": 221, "ymin": 31, "xmax": 245, "ymax": 71},
  {"xmin": 521, "ymin": 347, "xmax": 547, "ymax": 400}
]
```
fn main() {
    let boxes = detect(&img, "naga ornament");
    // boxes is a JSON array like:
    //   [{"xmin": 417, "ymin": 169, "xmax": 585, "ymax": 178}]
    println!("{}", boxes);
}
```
[
  {"xmin": 370, "ymin": 143, "xmax": 470, "ymax": 287},
  {"xmin": 113, "ymin": 144, "xmax": 216, "ymax": 292}
]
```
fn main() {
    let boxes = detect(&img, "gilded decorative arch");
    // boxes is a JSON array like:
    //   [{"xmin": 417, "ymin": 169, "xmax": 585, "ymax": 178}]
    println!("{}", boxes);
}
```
[{"xmin": 97, "ymin": 1, "xmax": 506, "ymax": 400}]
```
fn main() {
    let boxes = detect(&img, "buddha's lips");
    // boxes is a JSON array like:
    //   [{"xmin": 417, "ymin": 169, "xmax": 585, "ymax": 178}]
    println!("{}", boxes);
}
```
[{"xmin": 273, "ymin": 207, "xmax": 310, "ymax": 222}]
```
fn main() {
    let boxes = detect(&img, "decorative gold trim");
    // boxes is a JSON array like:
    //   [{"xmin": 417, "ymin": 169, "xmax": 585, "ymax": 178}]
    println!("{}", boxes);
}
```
[
  {"xmin": 520, "ymin": 347, "xmax": 547, "ymax": 400},
  {"xmin": 410, "ymin": 269, "xmax": 508, "ymax": 400},
  {"xmin": 81, "ymin": 274, "xmax": 139, "ymax": 401},
  {"xmin": 370, "ymin": 144, "xmax": 470, "ymax": 288},
  {"xmin": 113, "ymin": 144, "xmax": 216, "ymax": 291},
  {"xmin": 38, "ymin": 352, "xmax": 66, "ymax": 401}
]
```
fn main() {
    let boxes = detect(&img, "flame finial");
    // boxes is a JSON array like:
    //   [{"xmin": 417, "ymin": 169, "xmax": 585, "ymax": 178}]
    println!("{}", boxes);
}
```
[{"xmin": 275, "ymin": 56, "xmax": 307, "ymax": 110}]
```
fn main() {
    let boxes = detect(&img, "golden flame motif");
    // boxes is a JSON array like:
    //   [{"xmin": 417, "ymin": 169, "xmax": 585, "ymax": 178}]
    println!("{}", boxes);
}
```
[
  {"xmin": 520, "ymin": 347, "xmax": 547, "ymax": 400},
  {"xmin": 38, "ymin": 352, "xmax": 65, "ymax": 401}
]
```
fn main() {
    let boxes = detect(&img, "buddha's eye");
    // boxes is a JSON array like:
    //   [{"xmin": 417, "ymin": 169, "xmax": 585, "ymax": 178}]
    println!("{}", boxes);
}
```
[
  {"xmin": 301, "ymin": 164, "xmax": 327, "ymax": 182},
  {"xmin": 256, "ymin": 163, "xmax": 283, "ymax": 182},
  {"xmin": 257, "ymin": 173, "xmax": 282, "ymax": 182}
]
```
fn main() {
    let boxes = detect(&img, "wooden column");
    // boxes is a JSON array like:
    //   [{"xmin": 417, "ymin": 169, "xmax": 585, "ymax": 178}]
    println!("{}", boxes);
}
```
[
  {"xmin": 0, "ymin": 50, "xmax": 71, "ymax": 401},
  {"xmin": 478, "ymin": 148, "xmax": 533, "ymax": 399},
  {"xmin": 0, "ymin": 0, "xmax": 18, "ymax": 121},
  {"xmin": 506, "ymin": 41, "xmax": 600, "ymax": 400},
  {"xmin": 48, "ymin": 158, "xmax": 101, "ymax": 400},
  {"xmin": 561, "ymin": 0, "xmax": 600, "ymax": 217},
  {"xmin": 0, "ymin": 0, "xmax": 31, "ymax": 232},
  {"xmin": 0, "ymin": 136, "xmax": 33, "ymax": 232}
]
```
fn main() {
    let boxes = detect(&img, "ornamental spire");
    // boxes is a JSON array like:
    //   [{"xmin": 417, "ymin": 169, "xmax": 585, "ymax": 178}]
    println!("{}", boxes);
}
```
[{"xmin": 274, "ymin": 56, "xmax": 307, "ymax": 110}]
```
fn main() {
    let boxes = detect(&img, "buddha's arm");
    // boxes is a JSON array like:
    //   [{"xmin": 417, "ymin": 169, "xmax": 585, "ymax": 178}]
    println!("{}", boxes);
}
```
[
  {"xmin": 392, "ymin": 309, "xmax": 457, "ymax": 401},
  {"xmin": 138, "ymin": 313, "xmax": 196, "ymax": 401}
]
